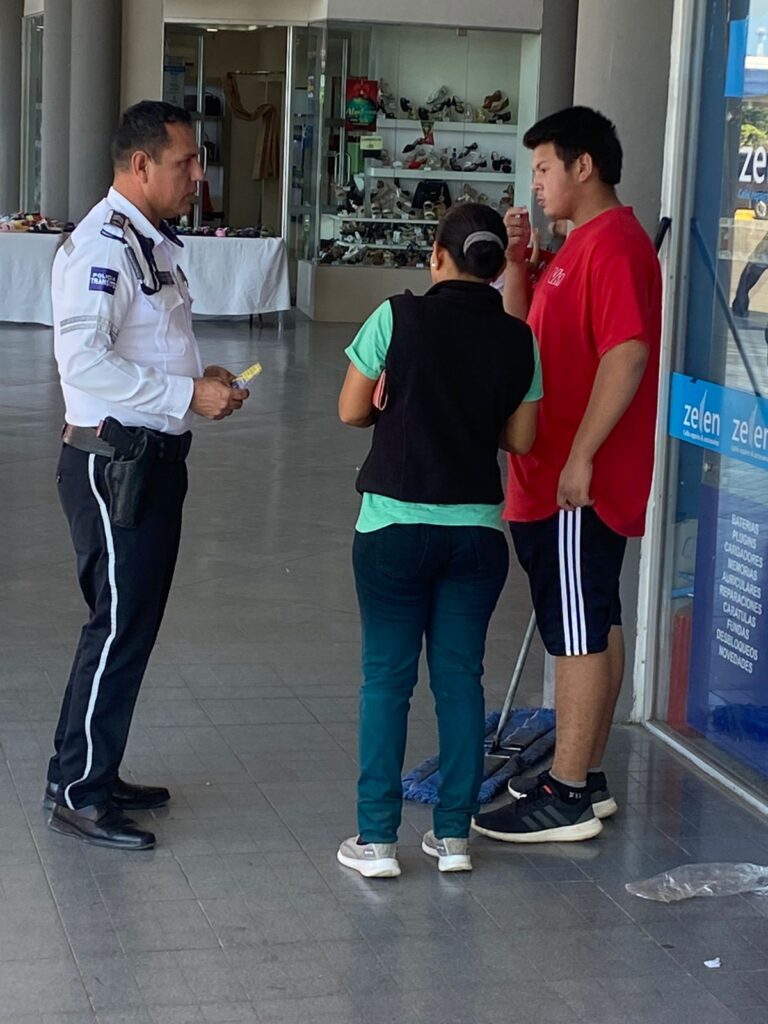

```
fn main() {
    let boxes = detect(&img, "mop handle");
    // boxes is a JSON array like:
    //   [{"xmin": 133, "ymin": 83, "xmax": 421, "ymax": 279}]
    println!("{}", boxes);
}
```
[{"xmin": 490, "ymin": 611, "xmax": 537, "ymax": 750}]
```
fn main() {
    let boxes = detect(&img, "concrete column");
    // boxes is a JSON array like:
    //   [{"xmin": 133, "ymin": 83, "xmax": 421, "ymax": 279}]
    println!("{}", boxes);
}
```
[
  {"xmin": 573, "ymin": 0, "xmax": 674, "ymax": 235},
  {"xmin": 68, "ymin": 0, "xmax": 122, "ymax": 223},
  {"xmin": 572, "ymin": 0, "xmax": 674, "ymax": 721},
  {"xmin": 0, "ymin": 0, "xmax": 23, "ymax": 213},
  {"xmin": 121, "ymin": 0, "xmax": 164, "ymax": 108},
  {"xmin": 538, "ymin": 0, "xmax": 577, "ymax": 119},
  {"xmin": 40, "ymin": 0, "xmax": 71, "ymax": 221}
]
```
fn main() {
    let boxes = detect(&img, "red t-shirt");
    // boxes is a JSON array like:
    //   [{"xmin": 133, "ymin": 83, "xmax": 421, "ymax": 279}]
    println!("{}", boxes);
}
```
[{"xmin": 504, "ymin": 206, "xmax": 662, "ymax": 537}]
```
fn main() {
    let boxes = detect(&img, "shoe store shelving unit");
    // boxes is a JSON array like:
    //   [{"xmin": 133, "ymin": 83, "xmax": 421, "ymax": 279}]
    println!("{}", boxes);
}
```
[{"xmin": 295, "ymin": 21, "xmax": 543, "ymax": 322}]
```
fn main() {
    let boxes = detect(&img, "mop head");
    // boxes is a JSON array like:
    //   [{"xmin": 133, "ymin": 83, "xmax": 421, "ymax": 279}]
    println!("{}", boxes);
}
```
[{"xmin": 402, "ymin": 707, "xmax": 556, "ymax": 805}]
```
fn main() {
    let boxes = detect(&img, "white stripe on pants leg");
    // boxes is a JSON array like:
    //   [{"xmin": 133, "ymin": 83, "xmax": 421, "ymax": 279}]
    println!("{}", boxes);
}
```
[
  {"xmin": 565, "ymin": 511, "xmax": 583, "ymax": 655},
  {"xmin": 557, "ymin": 511, "xmax": 573, "ymax": 656},
  {"xmin": 64, "ymin": 454, "xmax": 119, "ymax": 810},
  {"xmin": 558, "ymin": 510, "xmax": 588, "ymax": 657},
  {"xmin": 573, "ymin": 509, "xmax": 588, "ymax": 655}
]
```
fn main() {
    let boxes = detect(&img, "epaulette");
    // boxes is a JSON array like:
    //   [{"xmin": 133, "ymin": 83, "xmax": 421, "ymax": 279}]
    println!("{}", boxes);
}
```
[
  {"xmin": 99, "ymin": 209, "xmax": 152, "ymax": 289},
  {"xmin": 100, "ymin": 210, "xmax": 129, "ymax": 241}
]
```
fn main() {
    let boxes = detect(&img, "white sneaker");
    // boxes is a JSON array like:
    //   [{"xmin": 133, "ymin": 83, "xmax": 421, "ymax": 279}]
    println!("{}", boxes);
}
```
[
  {"xmin": 337, "ymin": 836, "xmax": 401, "ymax": 878},
  {"xmin": 421, "ymin": 829, "xmax": 472, "ymax": 872}
]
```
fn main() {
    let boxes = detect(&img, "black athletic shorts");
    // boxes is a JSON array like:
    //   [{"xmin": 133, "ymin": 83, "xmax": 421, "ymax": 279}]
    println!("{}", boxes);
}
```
[{"xmin": 509, "ymin": 507, "xmax": 627, "ymax": 657}]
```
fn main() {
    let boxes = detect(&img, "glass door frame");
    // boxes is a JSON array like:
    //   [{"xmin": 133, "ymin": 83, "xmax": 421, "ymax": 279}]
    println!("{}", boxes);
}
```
[
  {"xmin": 634, "ymin": 0, "xmax": 768, "ymax": 816},
  {"xmin": 20, "ymin": 13, "xmax": 44, "ymax": 213}
]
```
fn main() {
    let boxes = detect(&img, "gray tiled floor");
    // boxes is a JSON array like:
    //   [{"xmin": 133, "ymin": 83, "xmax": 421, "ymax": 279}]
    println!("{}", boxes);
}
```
[{"xmin": 0, "ymin": 313, "xmax": 767, "ymax": 1023}]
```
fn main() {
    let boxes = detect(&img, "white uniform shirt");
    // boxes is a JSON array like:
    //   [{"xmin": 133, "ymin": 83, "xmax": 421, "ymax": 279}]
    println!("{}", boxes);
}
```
[{"xmin": 53, "ymin": 187, "xmax": 202, "ymax": 435}]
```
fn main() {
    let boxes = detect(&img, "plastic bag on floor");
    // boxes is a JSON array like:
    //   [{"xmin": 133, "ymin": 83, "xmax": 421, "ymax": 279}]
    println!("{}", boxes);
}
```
[{"xmin": 626, "ymin": 863, "xmax": 768, "ymax": 902}]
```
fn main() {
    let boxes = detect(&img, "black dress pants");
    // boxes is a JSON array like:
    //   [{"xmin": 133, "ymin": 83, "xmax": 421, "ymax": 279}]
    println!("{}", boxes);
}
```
[{"xmin": 48, "ymin": 444, "xmax": 187, "ymax": 809}]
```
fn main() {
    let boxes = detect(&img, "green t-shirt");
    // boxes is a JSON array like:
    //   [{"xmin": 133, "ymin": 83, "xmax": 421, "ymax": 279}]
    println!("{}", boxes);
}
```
[{"xmin": 345, "ymin": 298, "xmax": 543, "ymax": 533}]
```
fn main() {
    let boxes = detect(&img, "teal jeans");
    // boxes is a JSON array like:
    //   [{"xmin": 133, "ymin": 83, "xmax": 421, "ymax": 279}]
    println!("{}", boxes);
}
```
[{"xmin": 353, "ymin": 524, "xmax": 509, "ymax": 842}]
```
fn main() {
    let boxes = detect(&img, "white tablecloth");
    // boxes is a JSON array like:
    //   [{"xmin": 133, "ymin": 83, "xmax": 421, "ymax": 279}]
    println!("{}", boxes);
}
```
[
  {"xmin": 0, "ymin": 233, "xmax": 63, "ymax": 325},
  {"xmin": 176, "ymin": 236, "xmax": 291, "ymax": 317},
  {"xmin": 0, "ymin": 233, "xmax": 292, "ymax": 326}
]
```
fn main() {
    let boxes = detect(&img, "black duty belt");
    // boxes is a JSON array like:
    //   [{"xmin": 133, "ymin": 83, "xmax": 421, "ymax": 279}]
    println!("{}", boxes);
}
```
[{"xmin": 62, "ymin": 424, "xmax": 192, "ymax": 463}]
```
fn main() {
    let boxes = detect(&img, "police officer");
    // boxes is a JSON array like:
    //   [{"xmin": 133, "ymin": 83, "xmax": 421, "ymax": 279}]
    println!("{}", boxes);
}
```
[{"xmin": 44, "ymin": 101, "xmax": 249, "ymax": 850}]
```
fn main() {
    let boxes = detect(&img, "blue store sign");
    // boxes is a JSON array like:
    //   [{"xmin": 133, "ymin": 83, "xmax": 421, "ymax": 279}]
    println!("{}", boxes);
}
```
[
  {"xmin": 669, "ymin": 373, "xmax": 768, "ymax": 470},
  {"xmin": 688, "ymin": 485, "xmax": 768, "ymax": 777}
]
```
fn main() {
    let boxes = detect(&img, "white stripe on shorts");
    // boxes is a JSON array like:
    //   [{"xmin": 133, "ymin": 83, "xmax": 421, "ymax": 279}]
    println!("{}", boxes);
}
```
[{"xmin": 558, "ymin": 509, "xmax": 588, "ymax": 656}]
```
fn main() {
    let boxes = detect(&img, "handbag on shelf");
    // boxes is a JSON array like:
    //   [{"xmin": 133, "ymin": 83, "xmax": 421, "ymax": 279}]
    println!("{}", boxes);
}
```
[{"xmin": 411, "ymin": 179, "xmax": 451, "ymax": 210}]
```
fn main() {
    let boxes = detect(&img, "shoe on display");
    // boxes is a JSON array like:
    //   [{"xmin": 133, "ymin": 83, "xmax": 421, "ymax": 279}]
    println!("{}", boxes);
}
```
[
  {"xmin": 341, "ymin": 244, "xmax": 366, "ymax": 263},
  {"xmin": 455, "ymin": 184, "xmax": 480, "ymax": 204},
  {"xmin": 426, "ymin": 85, "xmax": 451, "ymax": 112},
  {"xmin": 337, "ymin": 836, "xmax": 401, "ymax": 877},
  {"xmin": 472, "ymin": 777, "xmax": 603, "ymax": 843},
  {"xmin": 497, "ymin": 183, "xmax": 515, "ymax": 212},
  {"xmin": 421, "ymin": 830, "xmax": 472, "ymax": 872},
  {"xmin": 463, "ymin": 157, "xmax": 488, "ymax": 173},
  {"xmin": 378, "ymin": 79, "xmax": 397, "ymax": 119},
  {"xmin": 507, "ymin": 769, "xmax": 618, "ymax": 819},
  {"xmin": 483, "ymin": 90, "xmax": 509, "ymax": 113}
]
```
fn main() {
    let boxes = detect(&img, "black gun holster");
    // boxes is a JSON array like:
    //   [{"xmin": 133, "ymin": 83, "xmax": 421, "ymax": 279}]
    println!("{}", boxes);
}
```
[{"xmin": 99, "ymin": 418, "xmax": 156, "ymax": 529}]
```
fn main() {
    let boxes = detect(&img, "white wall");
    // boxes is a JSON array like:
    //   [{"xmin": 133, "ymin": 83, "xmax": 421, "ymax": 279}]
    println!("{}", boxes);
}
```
[
  {"xmin": 369, "ymin": 26, "xmax": 522, "ymax": 117},
  {"xmin": 326, "ymin": 0, "xmax": 541, "ymax": 31},
  {"xmin": 164, "ymin": 0, "xmax": 541, "ymax": 30},
  {"xmin": 164, "ymin": 0, "xmax": 325, "ymax": 22},
  {"xmin": 23, "ymin": 0, "xmax": 43, "ymax": 14}
]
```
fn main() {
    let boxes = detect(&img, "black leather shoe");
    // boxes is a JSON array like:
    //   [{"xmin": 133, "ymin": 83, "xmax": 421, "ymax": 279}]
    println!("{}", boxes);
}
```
[
  {"xmin": 43, "ymin": 778, "xmax": 171, "ymax": 811},
  {"xmin": 48, "ymin": 803, "xmax": 155, "ymax": 850}
]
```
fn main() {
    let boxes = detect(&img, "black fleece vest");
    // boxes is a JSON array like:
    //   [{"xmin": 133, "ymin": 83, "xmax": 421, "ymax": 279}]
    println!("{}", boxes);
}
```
[{"xmin": 356, "ymin": 280, "xmax": 535, "ymax": 505}]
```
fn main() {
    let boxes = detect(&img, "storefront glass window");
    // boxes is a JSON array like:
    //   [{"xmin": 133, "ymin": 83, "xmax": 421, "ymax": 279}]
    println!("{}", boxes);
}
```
[
  {"xmin": 21, "ymin": 15, "xmax": 43, "ymax": 213},
  {"xmin": 298, "ymin": 21, "xmax": 538, "ymax": 270},
  {"xmin": 656, "ymin": 0, "xmax": 768, "ymax": 795}
]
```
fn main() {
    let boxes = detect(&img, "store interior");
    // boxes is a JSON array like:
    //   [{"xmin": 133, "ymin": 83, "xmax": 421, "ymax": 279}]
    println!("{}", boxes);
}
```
[
  {"xmin": 163, "ymin": 24, "xmax": 288, "ymax": 237},
  {"xmin": 160, "ymin": 20, "xmax": 540, "ymax": 318}
]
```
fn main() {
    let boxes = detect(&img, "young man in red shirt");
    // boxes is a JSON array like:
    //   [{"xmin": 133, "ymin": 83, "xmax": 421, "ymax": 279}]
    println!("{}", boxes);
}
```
[{"xmin": 473, "ymin": 106, "xmax": 662, "ymax": 843}]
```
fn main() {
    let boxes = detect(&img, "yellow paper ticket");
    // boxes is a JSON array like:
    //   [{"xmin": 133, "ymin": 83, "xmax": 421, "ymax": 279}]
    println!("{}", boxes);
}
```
[{"xmin": 231, "ymin": 362, "xmax": 262, "ymax": 389}]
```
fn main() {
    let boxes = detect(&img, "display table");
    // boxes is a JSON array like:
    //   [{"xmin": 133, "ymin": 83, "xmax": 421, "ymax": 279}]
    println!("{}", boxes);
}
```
[
  {"xmin": 176, "ymin": 236, "xmax": 291, "ymax": 318},
  {"xmin": 0, "ymin": 233, "xmax": 291, "ymax": 326},
  {"xmin": 0, "ymin": 233, "xmax": 63, "ymax": 324}
]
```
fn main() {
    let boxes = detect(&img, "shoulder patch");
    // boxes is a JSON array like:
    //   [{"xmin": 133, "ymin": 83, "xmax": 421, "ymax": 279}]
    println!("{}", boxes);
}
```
[
  {"xmin": 62, "ymin": 236, "xmax": 75, "ymax": 255},
  {"xmin": 89, "ymin": 267, "xmax": 119, "ymax": 295}
]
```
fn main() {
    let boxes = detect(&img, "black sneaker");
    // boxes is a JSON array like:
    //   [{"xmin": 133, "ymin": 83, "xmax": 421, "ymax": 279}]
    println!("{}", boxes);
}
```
[
  {"xmin": 508, "ymin": 769, "xmax": 618, "ymax": 820},
  {"xmin": 472, "ymin": 777, "xmax": 603, "ymax": 843}
]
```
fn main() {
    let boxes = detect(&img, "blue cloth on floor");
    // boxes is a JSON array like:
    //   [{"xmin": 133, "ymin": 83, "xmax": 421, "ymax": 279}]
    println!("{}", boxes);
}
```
[{"xmin": 402, "ymin": 708, "xmax": 556, "ymax": 805}]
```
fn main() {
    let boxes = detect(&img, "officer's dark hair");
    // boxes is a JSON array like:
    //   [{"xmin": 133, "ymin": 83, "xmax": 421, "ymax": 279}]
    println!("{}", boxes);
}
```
[
  {"xmin": 112, "ymin": 101, "xmax": 193, "ymax": 169},
  {"xmin": 435, "ymin": 203, "xmax": 507, "ymax": 280},
  {"xmin": 523, "ymin": 105, "xmax": 622, "ymax": 186}
]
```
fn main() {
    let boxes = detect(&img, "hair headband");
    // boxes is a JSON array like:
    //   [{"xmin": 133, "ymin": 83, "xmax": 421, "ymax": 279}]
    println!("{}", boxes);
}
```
[{"xmin": 462, "ymin": 230, "xmax": 505, "ymax": 255}]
